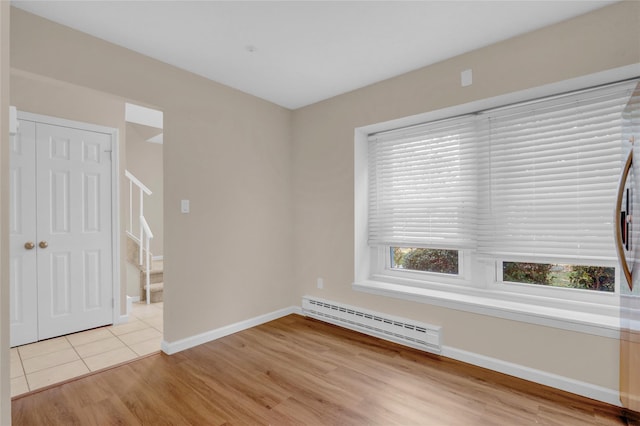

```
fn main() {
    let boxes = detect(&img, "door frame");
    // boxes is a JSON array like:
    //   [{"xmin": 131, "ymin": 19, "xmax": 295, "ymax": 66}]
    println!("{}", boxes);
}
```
[{"xmin": 15, "ymin": 110, "xmax": 122, "ymax": 327}]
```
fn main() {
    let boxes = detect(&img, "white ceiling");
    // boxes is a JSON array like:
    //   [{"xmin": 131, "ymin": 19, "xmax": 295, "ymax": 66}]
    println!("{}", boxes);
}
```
[{"xmin": 12, "ymin": 1, "xmax": 617, "ymax": 109}]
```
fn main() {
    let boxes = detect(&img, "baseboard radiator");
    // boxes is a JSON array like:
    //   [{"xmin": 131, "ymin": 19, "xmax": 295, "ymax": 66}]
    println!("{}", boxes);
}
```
[{"xmin": 302, "ymin": 296, "xmax": 441, "ymax": 354}]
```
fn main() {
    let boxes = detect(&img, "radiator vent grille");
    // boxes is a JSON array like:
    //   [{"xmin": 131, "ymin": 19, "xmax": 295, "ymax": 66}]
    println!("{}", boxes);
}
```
[{"xmin": 302, "ymin": 296, "xmax": 441, "ymax": 353}]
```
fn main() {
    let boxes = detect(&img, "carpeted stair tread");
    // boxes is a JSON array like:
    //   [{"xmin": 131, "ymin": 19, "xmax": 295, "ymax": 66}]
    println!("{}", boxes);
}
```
[{"xmin": 144, "ymin": 282, "xmax": 164, "ymax": 292}]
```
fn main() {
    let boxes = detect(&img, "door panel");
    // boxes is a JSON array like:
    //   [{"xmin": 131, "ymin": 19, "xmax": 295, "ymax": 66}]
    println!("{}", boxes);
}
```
[
  {"xmin": 50, "ymin": 170, "xmax": 71, "ymax": 233},
  {"xmin": 36, "ymin": 123, "xmax": 113, "ymax": 340},
  {"xmin": 9, "ymin": 120, "xmax": 38, "ymax": 347},
  {"xmin": 50, "ymin": 251, "xmax": 72, "ymax": 316}
]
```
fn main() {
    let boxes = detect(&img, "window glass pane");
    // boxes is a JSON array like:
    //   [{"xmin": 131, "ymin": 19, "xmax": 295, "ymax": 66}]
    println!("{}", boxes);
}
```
[
  {"xmin": 391, "ymin": 247, "xmax": 459, "ymax": 275},
  {"xmin": 502, "ymin": 262, "xmax": 614, "ymax": 292}
]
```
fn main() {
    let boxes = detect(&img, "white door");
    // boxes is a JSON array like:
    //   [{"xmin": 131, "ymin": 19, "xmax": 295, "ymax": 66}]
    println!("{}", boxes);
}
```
[
  {"xmin": 10, "ymin": 118, "xmax": 114, "ymax": 347},
  {"xmin": 9, "ymin": 120, "xmax": 38, "ymax": 347}
]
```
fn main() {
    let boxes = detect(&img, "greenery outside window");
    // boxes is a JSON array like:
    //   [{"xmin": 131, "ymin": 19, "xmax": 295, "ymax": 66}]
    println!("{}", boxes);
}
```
[
  {"xmin": 391, "ymin": 247, "xmax": 459, "ymax": 275},
  {"xmin": 501, "ymin": 262, "xmax": 615, "ymax": 292}
]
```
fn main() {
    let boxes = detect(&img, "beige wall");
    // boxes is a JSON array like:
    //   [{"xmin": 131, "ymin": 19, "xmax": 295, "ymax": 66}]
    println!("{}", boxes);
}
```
[
  {"xmin": 10, "ymin": 71, "xmax": 126, "ymax": 130},
  {"xmin": 8, "ymin": 7, "xmax": 295, "ymax": 348},
  {"xmin": 291, "ymin": 1, "xmax": 640, "ymax": 393},
  {"xmin": 0, "ymin": 2, "xmax": 10, "ymax": 423},
  {"xmin": 126, "ymin": 122, "xmax": 164, "ymax": 258}
]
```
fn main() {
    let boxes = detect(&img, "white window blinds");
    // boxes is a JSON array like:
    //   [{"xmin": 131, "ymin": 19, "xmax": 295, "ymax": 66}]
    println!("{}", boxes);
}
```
[
  {"xmin": 367, "ymin": 79, "xmax": 638, "ymax": 264},
  {"xmin": 368, "ymin": 115, "xmax": 478, "ymax": 249},
  {"xmin": 478, "ymin": 81, "xmax": 638, "ymax": 262}
]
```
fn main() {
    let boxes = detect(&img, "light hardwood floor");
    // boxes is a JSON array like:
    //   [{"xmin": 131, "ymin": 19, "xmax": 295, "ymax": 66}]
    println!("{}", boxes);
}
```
[{"xmin": 11, "ymin": 314, "xmax": 638, "ymax": 425}]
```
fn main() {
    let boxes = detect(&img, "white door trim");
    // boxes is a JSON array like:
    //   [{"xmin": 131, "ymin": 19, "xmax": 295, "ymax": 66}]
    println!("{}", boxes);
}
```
[{"xmin": 16, "ymin": 111, "xmax": 122, "ymax": 326}]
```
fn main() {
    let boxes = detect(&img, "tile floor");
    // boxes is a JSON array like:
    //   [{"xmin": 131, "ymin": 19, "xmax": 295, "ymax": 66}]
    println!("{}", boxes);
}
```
[{"xmin": 10, "ymin": 302, "xmax": 163, "ymax": 397}]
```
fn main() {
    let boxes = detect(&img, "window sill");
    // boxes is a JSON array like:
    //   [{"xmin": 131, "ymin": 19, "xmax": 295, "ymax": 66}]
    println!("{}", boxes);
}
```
[{"xmin": 352, "ymin": 279, "xmax": 620, "ymax": 338}]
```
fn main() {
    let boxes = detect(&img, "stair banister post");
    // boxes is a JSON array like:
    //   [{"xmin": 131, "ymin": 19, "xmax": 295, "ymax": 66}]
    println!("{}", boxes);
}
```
[
  {"xmin": 140, "ymin": 216, "xmax": 154, "ymax": 304},
  {"xmin": 146, "ymin": 233, "xmax": 151, "ymax": 305},
  {"xmin": 139, "ymin": 190, "xmax": 144, "ymax": 266},
  {"xmin": 129, "ymin": 180, "xmax": 133, "ymax": 234}
]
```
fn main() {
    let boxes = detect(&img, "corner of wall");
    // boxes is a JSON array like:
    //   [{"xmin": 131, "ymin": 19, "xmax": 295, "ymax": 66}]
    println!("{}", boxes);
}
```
[{"xmin": 0, "ymin": 1, "xmax": 11, "ymax": 423}]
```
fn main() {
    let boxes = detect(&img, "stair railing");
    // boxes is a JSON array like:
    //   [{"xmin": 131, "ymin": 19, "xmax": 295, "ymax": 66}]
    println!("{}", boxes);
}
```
[
  {"xmin": 140, "ymin": 216, "xmax": 154, "ymax": 304},
  {"xmin": 125, "ymin": 170, "xmax": 154, "ymax": 304}
]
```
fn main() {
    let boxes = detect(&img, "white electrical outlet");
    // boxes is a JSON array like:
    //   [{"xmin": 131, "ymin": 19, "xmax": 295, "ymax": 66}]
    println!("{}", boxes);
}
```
[
  {"xmin": 461, "ymin": 69, "xmax": 473, "ymax": 87},
  {"xmin": 181, "ymin": 199, "xmax": 190, "ymax": 213},
  {"xmin": 317, "ymin": 278, "xmax": 324, "ymax": 289}
]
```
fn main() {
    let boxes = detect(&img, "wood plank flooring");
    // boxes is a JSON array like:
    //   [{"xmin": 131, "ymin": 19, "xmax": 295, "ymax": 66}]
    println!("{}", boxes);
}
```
[{"xmin": 11, "ymin": 314, "xmax": 637, "ymax": 425}]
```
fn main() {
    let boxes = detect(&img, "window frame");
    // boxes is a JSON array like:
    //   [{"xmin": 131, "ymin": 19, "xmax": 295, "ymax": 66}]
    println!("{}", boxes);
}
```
[{"xmin": 353, "ymin": 64, "xmax": 640, "ymax": 338}]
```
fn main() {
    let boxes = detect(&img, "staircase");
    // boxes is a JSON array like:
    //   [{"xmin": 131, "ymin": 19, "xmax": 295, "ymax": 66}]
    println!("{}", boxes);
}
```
[
  {"xmin": 126, "ymin": 236, "xmax": 164, "ymax": 303},
  {"xmin": 125, "ymin": 170, "xmax": 163, "ymax": 304},
  {"xmin": 142, "ymin": 260, "xmax": 164, "ymax": 303}
]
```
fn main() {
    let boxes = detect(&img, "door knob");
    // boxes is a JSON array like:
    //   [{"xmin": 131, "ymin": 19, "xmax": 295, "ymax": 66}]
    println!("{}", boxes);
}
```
[
  {"xmin": 24, "ymin": 242, "xmax": 35, "ymax": 250},
  {"xmin": 39, "ymin": 241, "xmax": 48, "ymax": 249}
]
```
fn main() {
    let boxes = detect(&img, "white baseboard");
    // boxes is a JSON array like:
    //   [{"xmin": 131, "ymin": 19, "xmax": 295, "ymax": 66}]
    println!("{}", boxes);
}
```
[
  {"xmin": 441, "ymin": 346, "xmax": 620, "ymax": 407},
  {"xmin": 301, "ymin": 309, "xmax": 620, "ymax": 406},
  {"xmin": 115, "ymin": 295, "xmax": 138, "ymax": 325},
  {"xmin": 161, "ymin": 305, "xmax": 301, "ymax": 355}
]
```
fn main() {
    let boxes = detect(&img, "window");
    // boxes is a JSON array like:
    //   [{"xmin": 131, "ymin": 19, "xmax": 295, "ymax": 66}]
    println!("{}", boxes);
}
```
[
  {"xmin": 364, "ymin": 78, "xmax": 639, "ymax": 298},
  {"xmin": 367, "ymin": 115, "xmax": 476, "ymax": 280},
  {"xmin": 478, "ymin": 84, "xmax": 633, "ymax": 291}
]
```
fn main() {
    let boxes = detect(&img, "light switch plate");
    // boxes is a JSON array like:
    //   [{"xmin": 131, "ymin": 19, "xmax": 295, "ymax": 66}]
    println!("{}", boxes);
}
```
[
  {"xmin": 181, "ymin": 199, "xmax": 190, "ymax": 213},
  {"xmin": 9, "ymin": 106, "xmax": 18, "ymax": 135}
]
